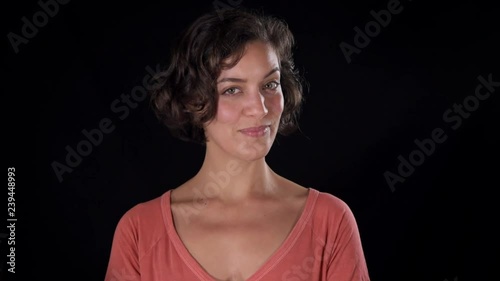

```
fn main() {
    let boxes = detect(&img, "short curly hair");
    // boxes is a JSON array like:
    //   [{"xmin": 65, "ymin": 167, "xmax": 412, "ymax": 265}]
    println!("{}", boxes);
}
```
[{"xmin": 149, "ymin": 8, "xmax": 305, "ymax": 144}]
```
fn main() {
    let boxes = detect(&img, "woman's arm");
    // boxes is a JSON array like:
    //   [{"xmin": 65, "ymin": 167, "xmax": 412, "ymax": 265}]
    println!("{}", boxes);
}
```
[
  {"xmin": 104, "ymin": 211, "xmax": 141, "ymax": 281},
  {"xmin": 326, "ymin": 203, "xmax": 370, "ymax": 281}
]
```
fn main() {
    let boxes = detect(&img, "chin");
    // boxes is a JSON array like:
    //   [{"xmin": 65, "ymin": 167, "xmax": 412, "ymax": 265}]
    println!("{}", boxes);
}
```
[
  {"xmin": 238, "ymin": 152, "xmax": 269, "ymax": 162},
  {"xmin": 233, "ymin": 140, "xmax": 273, "ymax": 161}
]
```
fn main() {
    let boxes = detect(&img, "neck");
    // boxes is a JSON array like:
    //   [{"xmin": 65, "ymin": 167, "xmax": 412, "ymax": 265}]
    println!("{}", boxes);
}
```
[{"xmin": 191, "ymin": 146, "xmax": 280, "ymax": 203}]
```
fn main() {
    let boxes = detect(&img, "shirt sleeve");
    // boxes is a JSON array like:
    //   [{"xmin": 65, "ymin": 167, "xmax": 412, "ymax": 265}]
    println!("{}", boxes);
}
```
[
  {"xmin": 104, "ymin": 209, "xmax": 142, "ymax": 281},
  {"xmin": 326, "ymin": 202, "xmax": 370, "ymax": 281}
]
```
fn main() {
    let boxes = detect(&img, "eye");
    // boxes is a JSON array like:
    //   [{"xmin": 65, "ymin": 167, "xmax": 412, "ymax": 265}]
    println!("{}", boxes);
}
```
[
  {"xmin": 222, "ymin": 87, "xmax": 241, "ymax": 96},
  {"xmin": 264, "ymin": 81, "xmax": 280, "ymax": 91}
]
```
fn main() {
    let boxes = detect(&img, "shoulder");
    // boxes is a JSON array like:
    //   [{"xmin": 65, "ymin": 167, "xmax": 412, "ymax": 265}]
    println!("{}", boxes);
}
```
[
  {"xmin": 309, "ymin": 188, "xmax": 359, "ymax": 230},
  {"xmin": 109, "ymin": 191, "xmax": 172, "ymax": 261},
  {"xmin": 309, "ymin": 190, "xmax": 370, "ymax": 279},
  {"xmin": 114, "ymin": 192, "xmax": 168, "ymax": 237},
  {"xmin": 313, "ymin": 189, "xmax": 351, "ymax": 213},
  {"xmin": 106, "ymin": 192, "xmax": 172, "ymax": 273},
  {"xmin": 121, "ymin": 194, "xmax": 163, "ymax": 219}
]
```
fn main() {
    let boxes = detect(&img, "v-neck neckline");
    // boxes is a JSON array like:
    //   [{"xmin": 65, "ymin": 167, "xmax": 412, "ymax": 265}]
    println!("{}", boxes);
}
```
[{"xmin": 161, "ymin": 187, "xmax": 318, "ymax": 281}]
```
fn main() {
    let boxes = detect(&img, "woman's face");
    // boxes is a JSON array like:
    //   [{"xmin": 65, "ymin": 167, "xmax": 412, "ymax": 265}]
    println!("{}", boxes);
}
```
[{"xmin": 204, "ymin": 41, "xmax": 284, "ymax": 161}]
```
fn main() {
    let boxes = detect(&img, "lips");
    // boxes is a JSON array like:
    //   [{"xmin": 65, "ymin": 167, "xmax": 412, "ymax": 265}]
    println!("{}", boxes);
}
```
[{"xmin": 239, "ymin": 125, "xmax": 270, "ymax": 137}]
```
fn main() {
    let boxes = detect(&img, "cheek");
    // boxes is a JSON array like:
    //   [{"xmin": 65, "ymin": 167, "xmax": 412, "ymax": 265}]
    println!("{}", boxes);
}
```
[
  {"xmin": 268, "ymin": 94, "xmax": 284, "ymax": 115},
  {"xmin": 215, "ymin": 100, "xmax": 240, "ymax": 123}
]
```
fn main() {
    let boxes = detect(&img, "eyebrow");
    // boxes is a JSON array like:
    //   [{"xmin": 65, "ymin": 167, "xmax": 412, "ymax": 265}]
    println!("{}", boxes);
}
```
[{"xmin": 217, "ymin": 67, "xmax": 280, "ymax": 84}]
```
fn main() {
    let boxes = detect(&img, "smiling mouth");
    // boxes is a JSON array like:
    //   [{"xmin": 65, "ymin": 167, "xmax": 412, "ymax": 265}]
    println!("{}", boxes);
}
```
[{"xmin": 238, "ymin": 125, "xmax": 271, "ymax": 137}]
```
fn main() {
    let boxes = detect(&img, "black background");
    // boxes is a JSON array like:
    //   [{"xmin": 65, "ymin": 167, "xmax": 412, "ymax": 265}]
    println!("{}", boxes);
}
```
[{"xmin": 3, "ymin": 0, "xmax": 499, "ymax": 280}]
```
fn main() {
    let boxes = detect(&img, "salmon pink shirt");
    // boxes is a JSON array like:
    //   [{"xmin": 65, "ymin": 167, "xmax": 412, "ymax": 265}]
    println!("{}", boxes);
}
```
[{"xmin": 104, "ymin": 188, "xmax": 370, "ymax": 281}]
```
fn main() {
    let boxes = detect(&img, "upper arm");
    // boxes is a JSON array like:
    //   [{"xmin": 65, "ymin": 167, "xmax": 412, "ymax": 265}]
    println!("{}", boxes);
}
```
[
  {"xmin": 104, "ymin": 211, "xmax": 141, "ymax": 281},
  {"xmin": 326, "ymin": 200, "xmax": 370, "ymax": 281}
]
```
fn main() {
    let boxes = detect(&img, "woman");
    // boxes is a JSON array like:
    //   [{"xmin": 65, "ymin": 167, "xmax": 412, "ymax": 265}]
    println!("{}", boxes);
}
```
[{"xmin": 105, "ymin": 8, "xmax": 370, "ymax": 281}]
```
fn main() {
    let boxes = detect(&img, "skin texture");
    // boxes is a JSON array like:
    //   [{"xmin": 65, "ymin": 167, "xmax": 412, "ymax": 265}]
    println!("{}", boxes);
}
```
[{"xmin": 170, "ymin": 40, "xmax": 309, "ymax": 281}]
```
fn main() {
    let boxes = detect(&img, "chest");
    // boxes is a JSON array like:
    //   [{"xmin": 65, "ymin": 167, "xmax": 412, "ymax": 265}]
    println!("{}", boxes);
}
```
[{"xmin": 170, "ymin": 203, "xmax": 303, "ymax": 280}]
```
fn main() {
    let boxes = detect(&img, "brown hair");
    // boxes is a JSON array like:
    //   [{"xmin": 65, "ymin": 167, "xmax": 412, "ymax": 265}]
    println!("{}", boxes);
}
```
[{"xmin": 149, "ymin": 8, "xmax": 305, "ymax": 144}]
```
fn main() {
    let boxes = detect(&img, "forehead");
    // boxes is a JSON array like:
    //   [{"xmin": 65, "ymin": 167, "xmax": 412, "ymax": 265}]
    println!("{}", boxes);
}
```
[{"xmin": 220, "ymin": 41, "xmax": 279, "ymax": 76}]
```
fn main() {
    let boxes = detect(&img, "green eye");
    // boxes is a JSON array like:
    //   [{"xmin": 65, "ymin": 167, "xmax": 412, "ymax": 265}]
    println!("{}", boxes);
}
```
[
  {"xmin": 223, "ymin": 87, "xmax": 239, "ymax": 95},
  {"xmin": 265, "ymin": 81, "xmax": 280, "ymax": 90}
]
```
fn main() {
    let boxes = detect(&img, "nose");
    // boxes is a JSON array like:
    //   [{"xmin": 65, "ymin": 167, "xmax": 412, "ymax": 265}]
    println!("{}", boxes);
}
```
[{"xmin": 244, "ymin": 88, "xmax": 268, "ymax": 118}]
